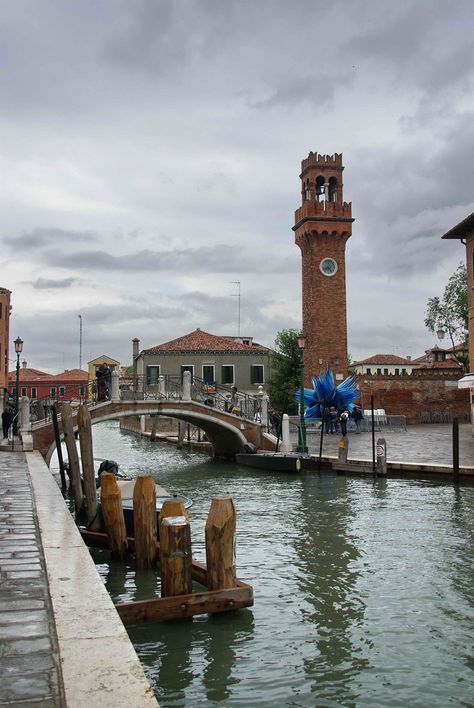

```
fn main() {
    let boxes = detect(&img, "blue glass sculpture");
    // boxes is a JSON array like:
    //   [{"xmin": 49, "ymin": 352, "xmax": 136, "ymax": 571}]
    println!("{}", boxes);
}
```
[{"xmin": 295, "ymin": 367, "xmax": 359, "ymax": 420}]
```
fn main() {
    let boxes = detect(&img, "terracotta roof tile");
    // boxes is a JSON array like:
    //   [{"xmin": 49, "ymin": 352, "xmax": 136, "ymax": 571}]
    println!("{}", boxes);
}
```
[
  {"xmin": 414, "ymin": 359, "xmax": 462, "ymax": 370},
  {"xmin": 353, "ymin": 354, "xmax": 411, "ymax": 366},
  {"xmin": 144, "ymin": 329, "xmax": 271, "ymax": 354},
  {"xmin": 50, "ymin": 369, "xmax": 89, "ymax": 381},
  {"xmin": 8, "ymin": 367, "xmax": 52, "ymax": 382}
]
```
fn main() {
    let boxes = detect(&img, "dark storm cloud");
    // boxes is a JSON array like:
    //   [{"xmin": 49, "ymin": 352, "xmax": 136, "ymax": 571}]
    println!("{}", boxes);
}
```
[
  {"xmin": 345, "ymin": 0, "xmax": 474, "ymax": 96},
  {"xmin": 44, "ymin": 245, "xmax": 291, "ymax": 274},
  {"xmin": 3, "ymin": 228, "xmax": 95, "ymax": 251},
  {"xmin": 31, "ymin": 277, "xmax": 79, "ymax": 290}
]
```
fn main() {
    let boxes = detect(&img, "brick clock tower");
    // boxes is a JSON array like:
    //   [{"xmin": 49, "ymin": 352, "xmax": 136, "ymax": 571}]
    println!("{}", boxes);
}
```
[{"xmin": 293, "ymin": 151, "xmax": 354, "ymax": 384}]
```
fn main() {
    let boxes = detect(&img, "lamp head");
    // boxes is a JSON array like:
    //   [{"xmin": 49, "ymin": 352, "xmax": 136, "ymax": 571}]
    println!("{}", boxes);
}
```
[
  {"xmin": 297, "ymin": 333, "xmax": 306, "ymax": 350},
  {"xmin": 14, "ymin": 337, "xmax": 23, "ymax": 355}
]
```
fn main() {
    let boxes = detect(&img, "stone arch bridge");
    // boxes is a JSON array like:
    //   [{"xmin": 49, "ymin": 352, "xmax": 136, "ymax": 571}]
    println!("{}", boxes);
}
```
[{"xmin": 32, "ymin": 399, "xmax": 277, "ymax": 465}]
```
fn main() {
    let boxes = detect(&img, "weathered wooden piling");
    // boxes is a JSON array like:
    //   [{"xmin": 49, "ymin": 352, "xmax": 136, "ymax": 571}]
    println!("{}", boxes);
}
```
[
  {"xmin": 160, "ymin": 498, "xmax": 188, "ymax": 521},
  {"xmin": 453, "ymin": 418, "xmax": 460, "ymax": 483},
  {"xmin": 100, "ymin": 472, "xmax": 128, "ymax": 560},
  {"xmin": 376, "ymin": 438, "xmax": 387, "ymax": 476},
  {"xmin": 160, "ymin": 515, "xmax": 192, "ymax": 597},
  {"xmin": 61, "ymin": 402, "xmax": 84, "ymax": 513},
  {"xmin": 150, "ymin": 415, "xmax": 158, "ymax": 441},
  {"xmin": 205, "ymin": 496, "xmax": 236, "ymax": 590},
  {"xmin": 51, "ymin": 404, "xmax": 67, "ymax": 491},
  {"xmin": 133, "ymin": 476, "xmax": 157, "ymax": 569},
  {"xmin": 77, "ymin": 404, "xmax": 100, "ymax": 530},
  {"xmin": 338, "ymin": 435, "xmax": 349, "ymax": 464}
]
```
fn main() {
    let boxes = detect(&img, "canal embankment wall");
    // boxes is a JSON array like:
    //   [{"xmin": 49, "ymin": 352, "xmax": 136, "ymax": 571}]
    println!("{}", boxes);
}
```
[{"xmin": 26, "ymin": 450, "xmax": 159, "ymax": 708}]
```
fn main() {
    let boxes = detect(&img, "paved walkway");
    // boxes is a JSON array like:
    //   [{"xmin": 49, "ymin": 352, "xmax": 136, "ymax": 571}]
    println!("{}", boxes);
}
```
[
  {"xmin": 0, "ymin": 451, "xmax": 64, "ymax": 706},
  {"xmin": 299, "ymin": 423, "xmax": 474, "ymax": 468},
  {"xmin": 0, "ymin": 450, "xmax": 159, "ymax": 708}
]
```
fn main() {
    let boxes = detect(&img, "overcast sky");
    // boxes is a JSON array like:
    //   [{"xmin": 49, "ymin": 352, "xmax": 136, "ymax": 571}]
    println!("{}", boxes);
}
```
[{"xmin": 2, "ymin": 0, "xmax": 473, "ymax": 373}]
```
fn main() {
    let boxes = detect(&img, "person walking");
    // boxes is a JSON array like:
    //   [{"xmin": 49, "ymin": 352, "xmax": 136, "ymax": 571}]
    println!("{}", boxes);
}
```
[
  {"xmin": 352, "ymin": 405, "xmax": 364, "ymax": 433},
  {"xmin": 338, "ymin": 409, "xmax": 349, "ymax": 437},
  {"xmin": 329, "ymin": 406, "xmax": 338, "ymax": 434},
  {"xmin": 323, "ymin": 406, "xmax": 331, "ymax": 434},
  {"xmin": 2, "ymin": 406, "xmax": 13, "ymax": 440},
  {"xmin": 96, "ymin": 362, "xmax": 112, "ymax": 401}
]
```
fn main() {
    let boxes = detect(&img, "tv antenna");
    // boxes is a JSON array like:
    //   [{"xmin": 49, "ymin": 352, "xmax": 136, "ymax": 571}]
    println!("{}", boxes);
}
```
[{"xmin": 230, "ymin": 281, "xmax": 241, "ymax": 338}]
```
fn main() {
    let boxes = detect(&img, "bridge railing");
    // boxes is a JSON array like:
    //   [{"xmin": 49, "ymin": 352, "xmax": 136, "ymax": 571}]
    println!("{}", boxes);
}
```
[
  {"xmin": 29, "ymin": 374, "xmax": 267, "ymax": 429},
  {"xmin": 29, "ymin": 380, "xmax": 96, "ymax": 426},
  {"xmin": 189, "ymin": 376, "xmax": 263, "ymax": 420}
]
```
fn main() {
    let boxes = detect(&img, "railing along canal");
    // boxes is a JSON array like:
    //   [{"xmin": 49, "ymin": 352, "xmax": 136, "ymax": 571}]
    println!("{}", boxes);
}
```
[{"xmin": 28, "ymin": 374, "xmax": 268, "ymax": 428}]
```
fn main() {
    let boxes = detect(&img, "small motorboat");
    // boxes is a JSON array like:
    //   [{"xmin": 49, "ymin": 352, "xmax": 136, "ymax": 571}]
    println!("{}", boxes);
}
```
[
  {"xmin": 96, "ymin": 460, "xmax": 193, "ymax": 534},
  {"xmin": 116, "ymin": 479, "xmax": 193, "ymax": 534},
  {"xmin": 235, "ymin": 451, "xmax": 309, "ymax": 473}
]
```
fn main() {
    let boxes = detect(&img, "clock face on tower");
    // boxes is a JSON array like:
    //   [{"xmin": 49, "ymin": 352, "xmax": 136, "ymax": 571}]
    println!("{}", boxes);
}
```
[{"xmin": 319, "ymin": 257, "xmax": 337, "ymax": 276}]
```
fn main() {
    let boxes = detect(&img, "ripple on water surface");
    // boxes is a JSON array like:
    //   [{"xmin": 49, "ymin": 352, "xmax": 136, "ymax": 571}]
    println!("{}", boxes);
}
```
[{"xmin": 83, "ymin": 422, "xmax": 474, "ymax": 707}]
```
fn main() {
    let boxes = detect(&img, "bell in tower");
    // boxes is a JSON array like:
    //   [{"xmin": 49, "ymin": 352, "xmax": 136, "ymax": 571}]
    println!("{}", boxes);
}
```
[{"xmin": 293, "ymin": 152, "xmax": 354, "ymax": 383}]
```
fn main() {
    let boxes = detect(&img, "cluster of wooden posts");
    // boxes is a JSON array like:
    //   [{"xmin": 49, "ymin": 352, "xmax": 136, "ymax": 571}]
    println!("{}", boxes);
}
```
[{"xmin": 54, "ymin": 402, "xmax": 253, "ymax": 623}]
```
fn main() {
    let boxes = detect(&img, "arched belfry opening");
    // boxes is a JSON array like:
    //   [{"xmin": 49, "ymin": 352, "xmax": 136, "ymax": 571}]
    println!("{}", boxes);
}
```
[
  {"xmin": 316, "ymin": 175, "xmax": 325, "ymax": 202},
  {"xmin": 293, "ymin": 151, "xmax": 354, "ymax": 383}
]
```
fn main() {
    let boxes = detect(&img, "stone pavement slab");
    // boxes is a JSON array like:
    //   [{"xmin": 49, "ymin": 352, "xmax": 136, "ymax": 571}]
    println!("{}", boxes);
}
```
[
  {"xmin": 0, "ymin": 451, "xmax": 64, "ymax": 707},
  {"xmin": 1, "ymin": 450, "xmax": 159, "ymax": 707},
  {"xmin": 301, "ymin": 422, "xmax": 474, "ymax": 467}
]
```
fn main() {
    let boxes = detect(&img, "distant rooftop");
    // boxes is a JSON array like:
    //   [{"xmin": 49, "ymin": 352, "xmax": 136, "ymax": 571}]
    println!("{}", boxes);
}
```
[
  {"xmin": 144, "ymin": 328, "xmax": 271, "ymax": 354},
  {"xmin": 353, "ymin": 354, "xmax": 411, "ymax": 366}
]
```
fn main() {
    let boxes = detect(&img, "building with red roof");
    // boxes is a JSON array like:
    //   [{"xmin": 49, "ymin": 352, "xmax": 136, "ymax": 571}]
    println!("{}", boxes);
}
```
[
  {"xmin": 7, "ymin": 364, "xmax": 89, "ymax": 407},
  {"xmin": 135, "ymin": 328, "xmax": 273, "ymax": 395}
]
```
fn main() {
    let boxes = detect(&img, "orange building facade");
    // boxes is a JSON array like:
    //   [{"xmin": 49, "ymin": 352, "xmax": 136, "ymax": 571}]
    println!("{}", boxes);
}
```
[{"xmin": 0, "ymin": 287, "xmax": 11, "ymax": 392}]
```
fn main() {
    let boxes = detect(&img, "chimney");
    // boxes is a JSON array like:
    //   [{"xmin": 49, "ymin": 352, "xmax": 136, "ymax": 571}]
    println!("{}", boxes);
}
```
[
  {"xmin": 132, "ymin": 338, "xmax": 140, "ymax": 361},
  {"xmin": 21, "ymin": 360, "xmax": 27, "ymax": 368},
  {"xmin": 406, "ymin": 355, "xmax": 411, "ymax": 362}
]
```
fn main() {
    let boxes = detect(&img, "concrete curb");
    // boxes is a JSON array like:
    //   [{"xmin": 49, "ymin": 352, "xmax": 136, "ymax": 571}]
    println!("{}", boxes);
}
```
[{"xmin": 26, "ymin": 451, "xmax": 159, "ymax": 708}]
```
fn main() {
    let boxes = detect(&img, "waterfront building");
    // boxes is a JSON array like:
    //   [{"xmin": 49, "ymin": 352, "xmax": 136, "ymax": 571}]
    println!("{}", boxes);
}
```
[
  {"xmin": 87, "ymin": 355, "xmax": 120, "ymax": 384},
  {"xmin": 0, "ymin": 287, "xmax": 11, "ymax": 393},
  {"xmin": 352, "ymin": 354, "xmax": 414, "ymax": 376},
  {"xmin": 441, "ymin": 211, "xmax": 474, "ymax": 428},
  {"xmin": 134, "ymin": 329, "xmax": 272, "ymax": 395},
  {"xmin": 7, "ymin": 364, "xmax": 89, "ymax": 406},
  {"xmin": 293, "ymin": 151, "xmax": 354, "ymax": 383}
]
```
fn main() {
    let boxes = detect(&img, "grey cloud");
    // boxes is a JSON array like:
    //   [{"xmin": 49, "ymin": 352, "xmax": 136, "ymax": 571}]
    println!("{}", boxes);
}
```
[
  {"xmin": 44, "ymin": 245, "xmax": 291, "ymax": 275},
  {"xmin": 31, "ymin": 277, "xmax": 79, "ymax": 290},
  {"xmin": 3, "ymin": 228, "xmax": 96, "ymax": 251}
]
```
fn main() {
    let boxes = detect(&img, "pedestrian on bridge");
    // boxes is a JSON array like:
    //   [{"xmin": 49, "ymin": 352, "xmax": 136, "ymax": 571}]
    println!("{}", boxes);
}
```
[{"xmin": 2, "ymin": 406, "xmax": 13, "ymax": 439}]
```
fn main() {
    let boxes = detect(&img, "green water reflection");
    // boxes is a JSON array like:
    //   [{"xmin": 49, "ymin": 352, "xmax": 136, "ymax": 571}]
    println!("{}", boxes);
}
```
[{"xmin": 85, "ymin": 422, "xmax": 474, "ymax": 707}]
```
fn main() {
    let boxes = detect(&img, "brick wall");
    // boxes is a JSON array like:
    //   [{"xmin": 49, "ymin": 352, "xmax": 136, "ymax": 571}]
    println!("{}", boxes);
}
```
[{"xmin": 357, "ymin": 375, "xmax": 470, "ymax": 424}]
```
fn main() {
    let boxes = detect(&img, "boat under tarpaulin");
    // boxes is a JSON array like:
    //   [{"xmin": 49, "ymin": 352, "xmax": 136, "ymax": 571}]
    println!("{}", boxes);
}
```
[{"xmin": 235, "ymin": 452, "xmax": 309, "ymax": 472}]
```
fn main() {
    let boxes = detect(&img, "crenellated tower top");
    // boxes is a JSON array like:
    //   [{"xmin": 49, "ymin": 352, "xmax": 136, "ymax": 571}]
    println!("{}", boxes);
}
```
[{"xmin": 294, "ymin": 151, "xmax": 352, "ymax": 228}]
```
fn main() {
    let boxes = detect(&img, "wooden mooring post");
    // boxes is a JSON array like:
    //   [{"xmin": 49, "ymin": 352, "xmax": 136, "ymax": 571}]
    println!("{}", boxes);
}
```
[
  {"xmin": 133, "ymin": 476, "xmax": 157, "ymax": 569},
  {"xmin": 51, "ymin": 403, "xmax": 67, "ymax": 492},
  {"xmin": 205, "ymin": 496, "xmax": 236, "ymax": 590},
  {"xmin": 80, "ymin": 493, "xmax": 253, "ymax": 623},
  {"xmin": 61, "ymin": 402, "xmax": 84, "ymax": 513},
  {"xmin": 452, "ymin": 417, "xmax": 460, "ymax": 483},
  {"xmin": 160, "ymin": 514, "xmax": 192, "ymax": 597},
  {"xmin": 100, "ymin": 472, "xmax": 128, "ymax": 560},
  {"xmin": 77, "ymin": 404, "xmax": 100, "ymax": 530}
]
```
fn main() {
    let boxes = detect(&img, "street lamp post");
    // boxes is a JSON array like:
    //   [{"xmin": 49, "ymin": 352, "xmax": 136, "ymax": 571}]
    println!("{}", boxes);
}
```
[
  {"xmin": 13, "ymin": 337, "xmax": 23, "ymax": 435},
  {"xmin": 297, "ymin": 333, "xmax": 308, "ymax": 453}
]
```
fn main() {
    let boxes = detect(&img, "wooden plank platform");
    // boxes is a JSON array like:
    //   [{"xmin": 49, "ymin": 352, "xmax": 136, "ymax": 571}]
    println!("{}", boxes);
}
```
[
  {"xmin": 332, "ymin": 462, "xmax": 376, "ymax": 475},
  {"xmin": 79, "ymin": 528, "xmax": 253, "ymax": 623}
]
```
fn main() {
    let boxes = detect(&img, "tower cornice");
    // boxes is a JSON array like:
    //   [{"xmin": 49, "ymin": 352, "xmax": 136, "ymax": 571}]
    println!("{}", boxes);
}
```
[{"xmin": 293, "ymin": 216, "xmax": 354, "ymax": 232}]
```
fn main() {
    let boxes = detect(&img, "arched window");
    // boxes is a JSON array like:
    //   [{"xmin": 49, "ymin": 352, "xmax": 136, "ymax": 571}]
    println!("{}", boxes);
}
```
[
  {"xmin": 316, "ymin": 175, "xmax": 325, "ymax": 202},
  {"xmin": 328, "ymin": 176, "xmax": 338, "ymax": 202},
  {"xmin": 304, "ymin": 179, "xmax": 311, "ymax": 201}
]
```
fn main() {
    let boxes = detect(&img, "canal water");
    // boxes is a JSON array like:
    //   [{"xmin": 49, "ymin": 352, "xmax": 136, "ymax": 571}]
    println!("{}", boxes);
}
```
[{"xmin": 65, "ymin": 422, "xmax": 474, "ymax": 707}]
